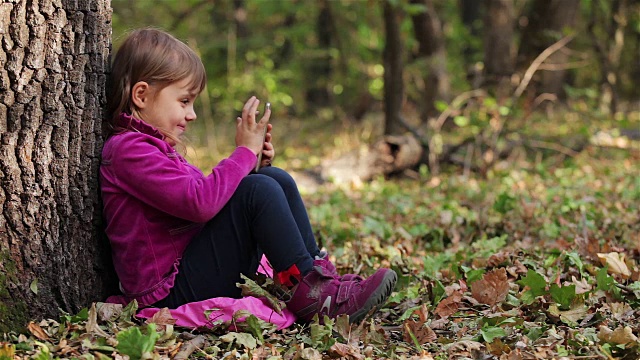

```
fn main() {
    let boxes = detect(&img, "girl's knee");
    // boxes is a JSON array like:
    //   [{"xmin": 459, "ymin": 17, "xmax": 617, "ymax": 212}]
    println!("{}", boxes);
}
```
[{"xmin": 259, "ymin": 167, "xmax": 297, "ymax": 191}]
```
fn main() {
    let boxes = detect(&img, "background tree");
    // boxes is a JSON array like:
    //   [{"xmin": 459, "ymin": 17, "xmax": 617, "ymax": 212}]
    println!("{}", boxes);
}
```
[
  {"xmin": 383, "ymin": 0, "xmax": 405, "ymax": 136},
  {"xmin": 518, "ymin": 0, "xmax": 581, "ymax": 97},
  {"xmin": 483, "ymin": 0, "xmax": 516, "ymax": 98},
  {"xmin": 409, "ymin": 0, "xmax": 451, "ymax": 120},
  {"xmin": 0, "ymin": 0, "xmax": 114, "ymax": 332}
]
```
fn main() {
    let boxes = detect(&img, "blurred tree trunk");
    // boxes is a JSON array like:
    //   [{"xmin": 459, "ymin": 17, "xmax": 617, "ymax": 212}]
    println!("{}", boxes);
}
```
[
  {"xmin": 460, "ymin": 0, "xmax": 483, "ymax": 89},
  {"xmin": 483, "ymin": 0, "xmax": 515, "ymax": 98},
  {"xmin": 587, "ymin": 0, "xmax": 629, "ymax": 114},
  {"xmin": 383, "ymin": 0, "xmax": 404, "ymax": 136},
  {"xmin": 518, "ymin": 0, "xmax": 580, "ymax": 97},
  {"xmin": 410, "ymin": 0, "xmax": 450, "ymax": 120},
  {"xmin": 0, "ymin": 0, "xmax": 115, "ymax": 332},
  {"xmin": 305, "ymin": 0, "xmax": 333, "ymax": 107}
]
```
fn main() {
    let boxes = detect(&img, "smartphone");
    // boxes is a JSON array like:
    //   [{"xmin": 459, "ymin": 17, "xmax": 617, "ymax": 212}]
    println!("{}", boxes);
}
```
[{"xmin": 255, "ymin": 102, "xmax": 271, "ymax": 172}]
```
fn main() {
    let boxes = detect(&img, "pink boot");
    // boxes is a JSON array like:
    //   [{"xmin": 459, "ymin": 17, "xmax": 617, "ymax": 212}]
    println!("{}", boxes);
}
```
[{"xmin": 283, "ymin": 258, "xmax": 397, "ymax": 324}]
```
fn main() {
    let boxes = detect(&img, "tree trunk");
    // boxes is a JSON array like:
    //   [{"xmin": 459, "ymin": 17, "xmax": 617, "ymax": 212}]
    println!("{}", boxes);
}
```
[
  {"xmin": 383, "ymin": 0, "xmax": 404, "ymax": 136},
  {"xmin": 410, "ymin": 0, "xmax": 450, "ymax": 120},
  {"xmin": 0, "ymin": 0, "xmax": 114, "ymax": 332},
  {"xmin": 305, "ymin": 0, "xmax": 333, "ymax": 107},
  {"xmin": 483, "ymin": 0, "xmax": 515, "ymax": 98},
  {"xmin": 517, "ymin": 0, "xmax": 580, "ymax": 97}
]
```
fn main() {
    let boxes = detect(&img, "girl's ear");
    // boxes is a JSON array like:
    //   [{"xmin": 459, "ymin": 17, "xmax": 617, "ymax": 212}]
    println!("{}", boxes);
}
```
[{"xmin": 131, "ymin": 81, "xmax": 151, "ymax": 109}]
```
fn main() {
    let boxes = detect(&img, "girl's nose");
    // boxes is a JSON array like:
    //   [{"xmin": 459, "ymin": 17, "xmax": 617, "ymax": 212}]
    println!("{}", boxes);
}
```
[{"xmin": 187, "ymin": 106, "xmax": 197, "ymax": 121}]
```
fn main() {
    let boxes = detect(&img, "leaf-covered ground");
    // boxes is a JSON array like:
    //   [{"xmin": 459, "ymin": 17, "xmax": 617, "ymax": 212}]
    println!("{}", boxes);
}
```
[{"xmin": 2, "ymin": 116, "xmax": 639, "ymax": 359}]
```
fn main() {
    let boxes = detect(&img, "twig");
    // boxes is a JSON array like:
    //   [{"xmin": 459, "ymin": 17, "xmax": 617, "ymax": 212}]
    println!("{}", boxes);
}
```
[
  {"xmin": 524, "ymin": 139, "xmax": 580, "ymax": 157},
  {"xmin": 173, "ymin": 335, "xmax": 205, "ymax": 360},
  {"xmin": 514, "ymin": 35, "xmax": 575, "ymax": 98},
  {"xmin": 434, "ymin": 89, "xmax": 486, "ymax": 131}
]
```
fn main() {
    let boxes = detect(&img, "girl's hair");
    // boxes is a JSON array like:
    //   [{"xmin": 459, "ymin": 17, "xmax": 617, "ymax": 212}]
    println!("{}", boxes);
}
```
[{"xmin": 107, "ymin": 28, "xmax": 207, "ymax": 141}]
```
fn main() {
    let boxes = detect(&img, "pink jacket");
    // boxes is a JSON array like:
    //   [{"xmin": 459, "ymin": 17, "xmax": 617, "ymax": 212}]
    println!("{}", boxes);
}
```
[{"xmin": 100, "ymin": 113, "xmax": 257, "ymax": 307}]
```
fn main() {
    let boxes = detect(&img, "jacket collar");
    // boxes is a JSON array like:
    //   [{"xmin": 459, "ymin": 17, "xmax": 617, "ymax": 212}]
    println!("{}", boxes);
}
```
[{"xmin": 117, "ymin": 112, "xmax": 163, "ymax": 140}]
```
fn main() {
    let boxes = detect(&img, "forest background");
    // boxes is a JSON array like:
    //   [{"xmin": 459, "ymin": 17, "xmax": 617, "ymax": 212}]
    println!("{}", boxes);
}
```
[{"xmin": 2, "ymin": 0, "xmax": 640, "ymax": 358}]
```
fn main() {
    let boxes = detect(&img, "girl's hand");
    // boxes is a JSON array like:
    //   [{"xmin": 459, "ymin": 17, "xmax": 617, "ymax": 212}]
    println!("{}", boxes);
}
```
[
  {"xmin": 235, "ymin": 96, "xmax": 270, "ymax": 155},
  {"xmin": 260, "ymin": 125, "xmax": 275, "ymax": 167}
]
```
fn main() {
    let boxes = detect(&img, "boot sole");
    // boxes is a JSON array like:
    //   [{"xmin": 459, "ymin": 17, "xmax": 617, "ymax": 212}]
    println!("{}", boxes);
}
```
[{"xmin": 349, "ymin": 270, "xmax": 398, "ymax": 324}]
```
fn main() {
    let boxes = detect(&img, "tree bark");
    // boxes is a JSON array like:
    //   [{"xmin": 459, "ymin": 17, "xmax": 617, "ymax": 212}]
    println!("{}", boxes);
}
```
[
  {"xmin": 305, "ymin": 0, "xmax": 333, "ymax": 107},
  {"xmin": 483, "ymin": 0, "xmax": 515, "ymax": 98},
  {"xmin": 410, "ymin": 0, "xmax": 450, "ymax": 120},
  {"xmin": 517, "ymin": 0, "xmax": 580, "ymax": 96},
  {"xmin": 383, "ymin": 0, "xmax": 404, "ymax": 136},
  {"xmin": 0, "ymin": 0, "xmax": 115, "ymax": 332}
]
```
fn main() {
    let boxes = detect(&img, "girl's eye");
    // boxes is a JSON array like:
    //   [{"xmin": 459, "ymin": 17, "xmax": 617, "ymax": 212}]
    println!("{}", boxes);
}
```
[{"xmin": 181, "ymin": 99, "xmax": 190, "ymax": 104}]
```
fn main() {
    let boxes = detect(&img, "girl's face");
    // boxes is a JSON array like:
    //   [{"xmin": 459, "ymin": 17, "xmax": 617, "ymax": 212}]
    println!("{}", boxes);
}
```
[{"xmin": 139, "ymin": 78, "xmax": 198, "ymax": 145}]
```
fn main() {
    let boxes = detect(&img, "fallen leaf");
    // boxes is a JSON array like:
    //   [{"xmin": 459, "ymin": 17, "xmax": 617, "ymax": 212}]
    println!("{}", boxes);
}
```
[
  {"xmin": 548, "ymin": 304, "xmax": 588, "ymax": 326},
  {"xmin": 329, "ymin": 342, "xmax": 364, "ymax": 359},
  {"xmin": 447, "ymin": 340, "xmax": 485, "ymax": 358},
  {"xmin": 298, "ymin": 347, "xmax": 322, "ymax": 360},
  {"xmin": 434, "ymin": 290, "xmax": 463, "ymax": 319},
  {"xmin": 403, "ymin": 319, "xmax": 437, "ymax": 345},
  {"xmin": 570, "ymin": 276, "xmax": 591, "ymax": 294},
  {"xmin": 487, "ymin": 251, "xmax": 511, "ymax": 267},
  {"xmin": 146, "ymin": 308, "xmax": 176, "ymax": 331},
  {"xmin": 86, "ymin": 303, "xmax": 110, "ymax": 338},
  {"xmin": 27, "ymin": 321, "xmax": 50, "ymax": 341},
  {"xmin": 471, "ymin": 268, "xmax": 509, "ymax": 306},
  {"xmin": 597, "ymin": 252, "xmax": 631, "ymax": 279},
  {"xmin": 96, "ymin": 302, "xmax": 123, "ymax": 322},
  {"xmin": 598, "ymin": 325, "xmax": 638, "ymax": 345}
]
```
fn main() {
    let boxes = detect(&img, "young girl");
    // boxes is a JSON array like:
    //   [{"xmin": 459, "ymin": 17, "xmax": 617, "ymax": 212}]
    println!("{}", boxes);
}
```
[{"xmin": 101, "ymin": 28, "xmax": 397, "ymax": 325}]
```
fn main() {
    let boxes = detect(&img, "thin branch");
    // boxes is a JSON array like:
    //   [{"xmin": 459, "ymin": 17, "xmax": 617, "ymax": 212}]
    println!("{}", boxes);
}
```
[
  {"xmin": 514, "ymin": 35, "xmax": 576, "ymax": 98},
  {"xmin": 173, "ymin": 335, "xmax": 205, "ymax": 360}
]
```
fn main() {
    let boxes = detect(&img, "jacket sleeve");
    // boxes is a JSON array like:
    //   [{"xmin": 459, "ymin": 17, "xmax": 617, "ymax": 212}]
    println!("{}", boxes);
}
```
[{"xmin": 107, "ymin": 134, "xmax": 257, "ymax": 223}]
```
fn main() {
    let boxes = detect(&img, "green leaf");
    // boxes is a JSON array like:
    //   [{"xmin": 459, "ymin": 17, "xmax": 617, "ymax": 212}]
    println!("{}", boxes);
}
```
[
  {"xmin": 220, "ymin": 332, "xmax": 257, "ymax": 350},
  {"xmin": 32, "ymin": 342, "xmax": 51, "ymax": 360},
  {"xmin": 237, "ymin": 274, "xmax": 284, "ymax": 314},
  {"xmin": 454, "ymin": 115, "xmax": 469, "ymax": 127},
  {"xmin": 493, "ymin": 192, "xmax": 516, "ymax": 214},
  {"xmin": 462, "ymin": 266, "xmax": 485, "ymax": 284},
  {"xmin": 30, "ymin": 279, "xmax": 38, "ymax": 295},
  {"xmin": 550, "ymin": 284, "xmax": 576, "ymax": 309},
  {"xmin": 481, "ymin": 326, "xmax": 506, "ymax": 343},
  {"xmin": 309, "ymin": 315, "xmax": 336, "ymax": 352},
  {"xmin": 526, "ymin": 326, "xmax": 545, "ymax": 341},
  {"xmin": 596, "ymin": 266, "xmax": 615, "ymax": 292},
  {"xmin": 119, "ymin": 300, "xmax": 139, "ymax": 325},
  {"xmin": 242, "ymin": 314, "xmax": 267, "ymax": 344},
  {"xmin": 116, "ymin": 323, "xmax": 159, "ymax": 359},
  {"xmin": 61, "ymin": 307, "xmax": 89, "ymax": 324},
  {"xmin": 518, "ymin": 269, "xmax": 547, "ymax": 305}
]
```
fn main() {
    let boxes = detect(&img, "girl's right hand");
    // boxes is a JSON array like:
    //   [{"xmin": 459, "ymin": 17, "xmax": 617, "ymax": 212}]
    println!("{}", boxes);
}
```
[{"xmin": 235, "ymin": 96, "xmax": 271, "ymax": 155}]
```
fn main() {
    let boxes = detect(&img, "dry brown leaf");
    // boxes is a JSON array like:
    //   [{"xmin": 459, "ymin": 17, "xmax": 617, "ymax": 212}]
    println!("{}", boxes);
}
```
[
  {"xmin": 434, "ymin": 290, "xmax": 463, "ymax": 319},
  {"xmin": 328, "ymin": 342, "xmax": 364, "ymax": 360},
  {"xmin": 403, "ymin": 319, "xmax": 437, "ymax": 345},
  {"xmin": 487, "ymin": 251, "xmax": 511, "ymax": 267},
  {"xmin": 96, "ymin": 302, "xmax": 123, "ymax": 322},
  {"xmin": 598, "ymin": 325, "xmax": 638, "ymax": 345},
  {"xmin": 471, "ymin": 268, "xmax": 509, "ymax": 306},
  {"xmin": 597, "ymin": 252, "xmax": 631, "ymax": 279},
  {"xmin": 146, "ymin": 307, "xmax": 176, "ymax": 329},
  {"xmin": 27, "ymin": 321, "xmax": 50, "ymax": 341},
  {"xmin": 447, "ymin": 340, "xmax": 485, "ymax": 358},
  {"xmin": 570, "ymin": 276, "xmax": 591, "ymax": 294},
  {"xmin": 86, "ymin": 303, "xmax": 110, "ymax": 338}
]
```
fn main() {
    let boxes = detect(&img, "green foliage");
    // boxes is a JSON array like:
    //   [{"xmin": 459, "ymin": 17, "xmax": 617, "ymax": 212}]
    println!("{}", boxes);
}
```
[
  {"xmin": 518, "ymin": 270, "xmax": 547, "ymax": 305},
  {"xmin": 116, "ymin": 323, "xmax": 160, "ymax": 360}
]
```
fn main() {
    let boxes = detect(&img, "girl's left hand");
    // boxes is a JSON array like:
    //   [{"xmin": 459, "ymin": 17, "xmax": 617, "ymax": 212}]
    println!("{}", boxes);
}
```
[{"xmin": 260, "ymin": 124, "xmax": 275, "ymax": 167}]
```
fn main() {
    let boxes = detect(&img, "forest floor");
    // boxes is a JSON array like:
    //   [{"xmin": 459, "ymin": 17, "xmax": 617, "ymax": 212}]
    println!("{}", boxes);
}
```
[{"xmin": 2, "ymin": 108, "xmax": 640, "ymax": 359}]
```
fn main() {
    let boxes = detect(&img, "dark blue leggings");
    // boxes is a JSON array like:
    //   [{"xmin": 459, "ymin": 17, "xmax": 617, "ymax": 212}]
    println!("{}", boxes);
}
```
[{"xmin": 155, "ymin": 167, "xmax": 319, "ymax": 308}]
